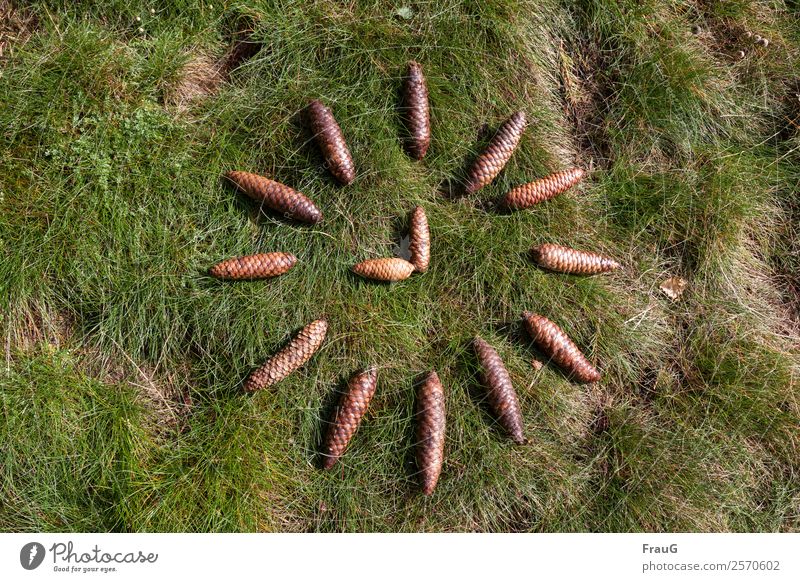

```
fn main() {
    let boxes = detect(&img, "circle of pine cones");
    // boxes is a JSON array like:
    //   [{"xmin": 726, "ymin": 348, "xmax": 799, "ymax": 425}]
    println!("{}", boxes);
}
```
[{"xmin": 207, "ymin": 60, "xmax": 621, "ymax": 496}]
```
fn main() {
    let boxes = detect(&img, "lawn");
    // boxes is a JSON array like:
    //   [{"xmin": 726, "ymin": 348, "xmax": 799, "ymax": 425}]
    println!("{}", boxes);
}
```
[{"xmin": 1, "ymin": 0, "xmax": 798, "ymax": 532}]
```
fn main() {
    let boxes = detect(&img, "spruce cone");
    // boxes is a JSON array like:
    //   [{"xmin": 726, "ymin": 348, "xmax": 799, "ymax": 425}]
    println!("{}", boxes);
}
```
[
  {"xmin": 352, "ymin": 258, "xmax": 415, "ymax": 282},
  {"xmin": 225, "ymin": 170, "xmax": 322, "ymax": 224},
  {"xmin": 416, "ymin": 371, "xmax": 446, "ymax": 495},
  {"xmin": 521, "ymin": 312, "xmax": 601, "ymax": 383},
  {"xmin": 530, "ymin": 243, "xmax": 621, "ymax": 275},
  {"xmin": 473, "ymin": 337, "xmax": 525, "ymax": 444},
  {"xmin": 408, "ymin": 206, "xmax": 430, "ymax": 273},
  {"xmin": 402, "ymin": 61, "xmax": 431, "ymax": 160},
  {"xmin": 307, "ymin": 99, "xmax": 355, "ymax": 185},
  {"xmin": 244, "ymin": 319, "xmax": 328, "ymax": 392},
  {"xmin": 210, "ymin": 252, "xmax": 298, "ymax": 280},
  {"xmin": 502, "ymin": 167, "xmax": 585, "ymax": 210},
  {"xmin": 321, "ymin": 367, "xmax": 378, "ymax": 469},
  {"xmin": 464, "ymin": 111, "xmax": 527, "ymax": 194}
]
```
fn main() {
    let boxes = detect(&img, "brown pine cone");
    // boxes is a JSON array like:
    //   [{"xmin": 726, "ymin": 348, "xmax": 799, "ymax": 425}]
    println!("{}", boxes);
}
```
[
  {"xmin": 209, "ymin": 252, "xmax": 297, "ymax": 280},
  {"xmin": 521, "ymin": 312, "xmax": 601, "ymax": 383},
  {"xmin": 225, "ymin": 170, "xmax": 323, "ymax": 224},
  {"xmin": 402, "ymin": 61, "xmax": 431, "ymax": 160},
  {"xmin": 473, "ymin": 337, "xmax": 525, "ymax": 444},
  {"xmin": 244, "ymin": 319, "xmax": 328, "ymax": 392},
  {"xmin": 530, "ymin": 243, "xmax": 621, "ymax": 275},
  {"xmin": 416, "ymin": 371, "xmax": 446, "ymax": 495},
  {"xmin": 464, "ymin": 111, "xmax": 527, "ymax": 194},
  {"xmin": 307, "ymin": 99, "xmax": 355, "ymax": 185},
  {"xmin": 408, "ymin": 206, "xmax": 430, "ymax": 273},
  {"xmin": 502, "ymin": 167, "xmax": 585, "ymax": 210},
  {"xmin": 321, "ymin": 367, "xmax": 378, "ymax": 469},
  {"xmin": 352, "ymin": 258, "xmax": 415, "ymax": 282}
]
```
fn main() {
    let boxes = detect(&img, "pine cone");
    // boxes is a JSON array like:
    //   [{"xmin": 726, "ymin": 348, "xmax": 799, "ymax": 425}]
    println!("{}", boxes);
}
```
[
  {"xmin": 464, "ymin": 111, "xmax": 527, "ymax": 194},
  {"xmin": 530, "ymin": 243, "xmax": 620, "ymax": 275},
  {"xmin": 352, "ymin": 258, "xmax": 415, "ymax": 282},
  {"xmin": 209, "ymin": 252, "xmax": 298, "ymax": 280},
  {"xmin": 473, "ymin": 337, "xmax": 525, "ymax": 444},
  {"xmin": 225, "ymin": 170, "xmax": 323, "ymax": 224},
  {"xmin": 402, "ymin": 61, "xmax": 431, "ymax": 160},
  {"xmin": 416, "ymin": 371, "xmax": 446, "ymax": 495},
  {"xmin": 502, "ymin": 167, "xmax": 585, "ymax": 210},
  {"xmin": 244, "ymin": 319, "xmax": 328, "ymax": 392},
  {"xmin": 408, "ymin": 206, "xmax": 430, "ymax": 273},
  {"xmin": 307, "ymin": 99, "xmax": 355, "ymax": 185},
  {"xmin": 521, "ymin": 312, "xmax": 601, "ymax": 383},
  {"xmin": 321, "ymin": 367, "xmax": 378, "ymax": 469}
]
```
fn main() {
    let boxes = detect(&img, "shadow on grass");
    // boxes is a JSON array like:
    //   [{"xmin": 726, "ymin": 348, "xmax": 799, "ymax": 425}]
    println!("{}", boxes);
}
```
[
  {"xmin": 392, "ymin": 212, "xmax": 412, "ymax": 261},
  {"xmin": 395, "ymin": 72, "xmax": 414, "ymax": 160},
  {"xmin": 313, "ymin": 371, "xmax": 354, "ymax": 471},
  {"xmin": 218, "ymin": 8, "xmax": 264, "ymax": 80},
  {"xmin": 345, "ymin": 267, "xmax": 411, "ymax": 287}
]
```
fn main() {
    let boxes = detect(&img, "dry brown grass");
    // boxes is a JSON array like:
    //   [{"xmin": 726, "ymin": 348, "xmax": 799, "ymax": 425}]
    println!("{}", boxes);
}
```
[
  {"xmin": 4, "ymin": 304, "xmax": 75, "ymax": 355},
  {"xmin": 167, "ymin": 52, "xmax": 224, "ymax": 113},
  {"xmin": 5, "ymin": 304, "xmax": 192, "ymax": 434},
  {"xmin": 81, "ymin": 348, "xmax": 194, "ymax": 434},
  {"xmin": 557, "ymin": 38, "xmax": 614, "ymax": 169},
  {"xmin": 166, "ymin": 22, "xmax": 262, "ymax": 113},
  {"xmin": 0, "ymin": 0, "xmax": 36, "ymax": 60}
]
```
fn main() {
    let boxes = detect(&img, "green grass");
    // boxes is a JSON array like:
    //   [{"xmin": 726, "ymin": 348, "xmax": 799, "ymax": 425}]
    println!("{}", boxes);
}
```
[{"xmin": 1, "ymin": 0, "xmax": 798, "ymax": 532}]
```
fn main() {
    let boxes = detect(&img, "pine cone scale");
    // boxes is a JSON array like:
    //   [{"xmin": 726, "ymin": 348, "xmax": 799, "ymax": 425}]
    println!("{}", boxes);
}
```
[
  {"xmin": 522, "ymin": 312, "xmax": 600, "ymax": 383},
  {"xmin": 402, "ymin": 61, "xmax": 431, "ymax": 160},
  {"xmin": 473, "ymin": 337, "xmax": 525, "ymax": 443},
  {"xmin": 352, "ymin": 258, "xmax": 415, "ymax": 282},
  {"xmin": 408, "ymin": 206, "xmax": 430, "ymax": 273},
  {"xmin": 464, "ymin": 111, "xmax": 527, "ymax": 194},
  {"xmin": 503, "ymin": 167, "xmax": 584, "ymax": 209},
  {"xmin": 416, "ymin": 371, "xmax": 446, "ymax": 495},
  {"xmin": 321, "ymin": 368, "xmax": 378, "ymax": 469},
  {"xmin": 244, "ymin": 319, "xmax": 328, "ymax": 392},
  {"xmin": 531, "ymin": 243, "xmax": 621, "ymax": 275},
  {"xmin": 307, "ymin": 99, "xmax": 355, "ymax": 185},
  {"xmin": 225, "ymin": 170, "xmax": 323, "ymax": 224},
  {"xmin": 210, "ymin": 252, "xmax": 298, "ymax": 280}
]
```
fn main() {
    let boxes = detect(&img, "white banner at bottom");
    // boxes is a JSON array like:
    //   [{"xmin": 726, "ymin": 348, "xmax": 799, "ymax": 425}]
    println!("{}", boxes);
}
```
[{"xmin": 1, "ymin": 533, "xmax": 797, "ymax": 581}]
